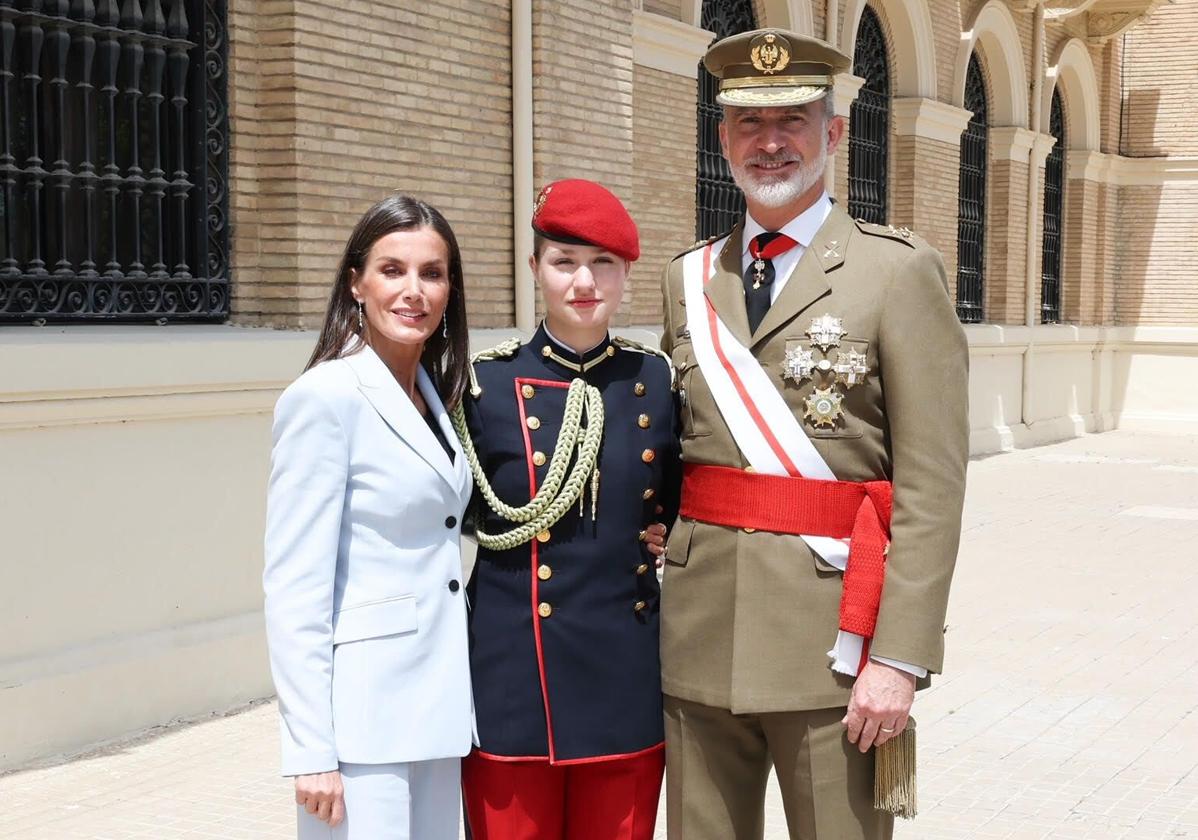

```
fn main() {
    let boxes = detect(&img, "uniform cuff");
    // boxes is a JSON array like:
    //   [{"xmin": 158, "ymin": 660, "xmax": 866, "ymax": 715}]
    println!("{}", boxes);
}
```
[{"xmin": 871, "ymin": 655, "xmax": 927, "ymax": 679}]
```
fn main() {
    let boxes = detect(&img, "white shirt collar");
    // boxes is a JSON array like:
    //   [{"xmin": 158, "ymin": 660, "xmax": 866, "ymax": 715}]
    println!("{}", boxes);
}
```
[{"xmin": 742, "ymin": 192, "xmax": 833, "ymax": 255}]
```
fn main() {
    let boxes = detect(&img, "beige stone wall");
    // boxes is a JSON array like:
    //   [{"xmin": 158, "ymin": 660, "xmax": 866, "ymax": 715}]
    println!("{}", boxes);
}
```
[
  {"xmin": 631, "ymin": 66, "xmax": 700, "ymax": 326},
  {"xmin": 228, "ymin": 0, "xmax": 515, "ymax": 330},
  {"xmin": 644, "ymin": 0, "xmax": 684, "ymax": 20},
  {"xmin": 1120, "ymin": 0, "xmax": 1198, "ymax": 157},
  {"xmin": 984, "ymin": 157, "xmax": 1030, "ymax": 324},
  {"xmin": 1117, "ymin": 182, "xmax": 1198, "ymax": 326}
]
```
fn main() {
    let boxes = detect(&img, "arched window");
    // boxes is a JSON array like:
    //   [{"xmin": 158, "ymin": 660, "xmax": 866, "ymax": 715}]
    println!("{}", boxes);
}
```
[
  {"xmin": 1041, "ymin": 88, "xmax": 1065, "ymax": 324},
  {"xmin": 848, "ymin": 5, "xmax": 890, "ymax": 224},
  {"xmin": 955, "ymin": 53, "xmax": 988, "ymax": 324},
  {"xmin": 695, "ymin": 0, "xmax": 757, "ymax": 239}
]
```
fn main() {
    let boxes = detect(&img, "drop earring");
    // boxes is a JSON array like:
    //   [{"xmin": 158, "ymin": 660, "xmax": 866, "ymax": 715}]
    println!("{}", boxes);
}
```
[
  {"xmin": 357, "ymin": 300, "xmax": 364, "ymax": 332},
  {"xmin": 442, "ymin": 311, "xmax": 449, "ymax": 339}
]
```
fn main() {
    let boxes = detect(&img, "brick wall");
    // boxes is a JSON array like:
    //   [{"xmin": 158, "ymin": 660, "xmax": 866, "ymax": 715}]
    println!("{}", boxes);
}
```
[
  {"xmin": 1120, "ymin": 0, "xmax": 1198, "ymax": 157},
  {"xmin": 228, "ymin": 0, "xmax": 514, "ymax": 329},
  {"xmin": 984, "ymin": 157, "xmax": 1030, "ymax": 324},
  {"xmin": 1117, "ymin": 183, "xmax": 1198, "ymax": 325},
  {"xmin": 631, "ymin": 66, "xmax": 700, "ymax": 327}
]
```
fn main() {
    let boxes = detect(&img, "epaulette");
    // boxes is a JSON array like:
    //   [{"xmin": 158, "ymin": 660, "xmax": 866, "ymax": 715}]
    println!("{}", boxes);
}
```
[
  {"xmin": 854, "ymin": 219, "xmax": 921, "ymax": 248},
  {"xmin": 467, "ymin": 337, "xmax": 521, "ymax": 398},
  {"xmin": 673, "ymin": 230, "xmax": 731, "ymax": 261},
  {"xmin": 612, "ymin": 336, "xmax": 676, "ymax": 391}
]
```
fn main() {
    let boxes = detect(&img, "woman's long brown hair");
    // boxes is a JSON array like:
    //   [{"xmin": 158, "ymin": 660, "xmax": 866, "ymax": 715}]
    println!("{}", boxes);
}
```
[{"xmin": 305, "ymin": 194, "xmax": 470, "ymax": 411}]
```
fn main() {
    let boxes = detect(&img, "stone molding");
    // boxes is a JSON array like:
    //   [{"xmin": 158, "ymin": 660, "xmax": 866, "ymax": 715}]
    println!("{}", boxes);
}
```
[
  {"xmin": 632, "ymin": 10, "xmax": 714, "ymax": 78},
  {"xmin": 891, "ymin": 97, "xmax": 973, "ymax": 145}
]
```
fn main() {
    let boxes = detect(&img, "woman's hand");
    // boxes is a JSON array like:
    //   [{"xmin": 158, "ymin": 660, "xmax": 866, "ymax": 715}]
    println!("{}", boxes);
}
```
[
  {"xmin": 643, "ymin": 522, "xmax": 669, "ymax": 568},
  {"xmin": 296, "ymin": 770, "xmax": 345, "ymax": 827}
]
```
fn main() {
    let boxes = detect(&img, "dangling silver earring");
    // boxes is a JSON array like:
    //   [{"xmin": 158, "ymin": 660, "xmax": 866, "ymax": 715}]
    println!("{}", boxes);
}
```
[
  {"xmin": 442, "ymin": 311, "xmax": 449, "ymax": 339},
  {"xmin": 357, "ymin": 300, "xmax": 364, "ymax": 332}
]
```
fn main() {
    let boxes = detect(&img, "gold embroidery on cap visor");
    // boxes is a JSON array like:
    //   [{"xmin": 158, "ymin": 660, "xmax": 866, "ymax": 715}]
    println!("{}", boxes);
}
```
[{"xmin": 716, "ymin": 84, "xmax": 830, "ymax": 108}]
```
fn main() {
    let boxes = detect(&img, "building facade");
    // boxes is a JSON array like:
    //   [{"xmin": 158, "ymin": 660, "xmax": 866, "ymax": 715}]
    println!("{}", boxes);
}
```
[{"xmin": 1, "ymin": 0, "xmax": 1194, "ymax": 768}]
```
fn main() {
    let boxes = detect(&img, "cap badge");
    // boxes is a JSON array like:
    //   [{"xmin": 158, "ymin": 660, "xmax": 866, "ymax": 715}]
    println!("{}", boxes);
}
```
[
  {"xmin": 750, "ymin": 32, "xmax": 791, "ymax": 75},
  {"xmin": 532, "ymin": 184, "xmax": 552, "ymax": 221}
]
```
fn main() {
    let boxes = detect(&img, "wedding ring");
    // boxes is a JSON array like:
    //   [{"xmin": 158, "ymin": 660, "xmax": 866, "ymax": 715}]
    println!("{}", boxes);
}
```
[{"xmin": 879, "ymin": 726, "xmax": 896, "ymax": 733}]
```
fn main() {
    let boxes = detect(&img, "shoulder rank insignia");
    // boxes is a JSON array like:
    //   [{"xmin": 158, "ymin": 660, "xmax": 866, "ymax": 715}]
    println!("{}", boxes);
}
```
[
  {"xmin": 854, "ymin": 218, "xmax": 920, "ymax": 248},
  {"xmin": 612, "ymin": 336, "xmax": 676, "ymax": 390},
  {"xmin": 467, "ymin": 337, "xmax": 521, "ymax": 398}
]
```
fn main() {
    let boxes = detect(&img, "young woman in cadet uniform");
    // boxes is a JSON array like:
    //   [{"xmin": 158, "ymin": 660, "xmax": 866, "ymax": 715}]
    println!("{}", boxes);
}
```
[{"xmin": 452, "ymin": 179, "xmax": 680, "ymax": 840}]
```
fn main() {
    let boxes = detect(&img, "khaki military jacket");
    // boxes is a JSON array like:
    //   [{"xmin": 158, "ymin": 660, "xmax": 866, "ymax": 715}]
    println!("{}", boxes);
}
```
[{"xmin": 659, "ymin": 204, "xmax": 969, "ymax": 713}]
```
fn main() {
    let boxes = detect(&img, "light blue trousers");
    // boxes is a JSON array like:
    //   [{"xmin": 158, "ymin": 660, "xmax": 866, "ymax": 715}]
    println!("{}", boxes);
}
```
[{"xmin": 297, "ymin": 758, "xmax": 460, "ymax": 840}]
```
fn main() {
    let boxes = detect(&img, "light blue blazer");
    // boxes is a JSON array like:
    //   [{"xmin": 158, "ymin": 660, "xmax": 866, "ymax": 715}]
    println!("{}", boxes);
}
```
[{"xmin": 263, "ymin": 344, "xmax": 474, "ymax": 777}]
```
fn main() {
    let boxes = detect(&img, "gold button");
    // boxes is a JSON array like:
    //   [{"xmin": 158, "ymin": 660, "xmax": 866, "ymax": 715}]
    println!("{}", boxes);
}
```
[
  {"xmin": 634, "ymin": 382, "xmax": 646, "ymax": 396},
  {"xmin": 634, "ymin": 600, "xmax": 647, "ymax": 612},
  {"xmin": 638, "ymin": 529, "xmax": 647, "ymax": 542},
  {"xmin": 542, "ymin": 346, "xmax": 552, "ymax": 358},
  {"xmin": 744, "ymin": 466, "xmax": 756, "ymax": 473},
  {"xmin": 527, "ymin": 416, "xmax": 541, "ymax": 430},
  {"xmin": 533, "ymin": 451, "xmax": 547, "ymax": 467},
  {"xmin": 636, "ymin": 563, "xmax": 649, "ymax": 575},
  {"xmin": 537, "ymin": 530, "xmax": 551, "ymax": 543},
  {"xmin": 537, "ymin": 564, "xmax": 552, "ymax": 580},
  {"xmin": 642, "ymin": 488, "xmax": 656, "ymax": 500},
  {"xmin": 538, "ymin": 602, "xmax": 553, "ymax": 618},
  {"xmin": 522, "ymin": 384, "xmax": 535, "ymax": 399},
  {"xmin": 605, "ymin": 345, "xmax": 616, "ymax": 357},
  {"xmin": 637, "ymin": 414, "xmax": 651, "ymax": 429},
  {"xmin": 743, "ymin": 527, "xmax": 756, "ymax": 533},
  {"xmin": 641, "ymin": 449, "xmax": 655, "ymax": 463}
]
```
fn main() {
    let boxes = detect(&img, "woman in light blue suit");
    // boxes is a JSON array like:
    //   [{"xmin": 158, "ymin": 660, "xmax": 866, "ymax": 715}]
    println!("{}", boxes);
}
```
[{"xmin": 264, "ymin": 195, "xmax": 474, "ymax": 840}]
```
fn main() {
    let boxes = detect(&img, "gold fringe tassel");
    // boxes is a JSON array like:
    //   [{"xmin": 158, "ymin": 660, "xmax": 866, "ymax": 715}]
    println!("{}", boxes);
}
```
[{"xmin": 874, "ymin": 717, "xmax": 917, "ymax": 819}]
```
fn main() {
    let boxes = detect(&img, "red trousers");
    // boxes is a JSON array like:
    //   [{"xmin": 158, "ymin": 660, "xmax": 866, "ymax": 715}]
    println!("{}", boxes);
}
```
[{"xmin": 462, "ymin": 747, "xmax": 665, "ymax": 840}]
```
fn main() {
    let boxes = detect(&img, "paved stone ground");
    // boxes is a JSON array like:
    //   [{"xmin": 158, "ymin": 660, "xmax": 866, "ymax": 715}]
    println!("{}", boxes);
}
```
[{"xmin": 4, "ymin": 430, "xmax": 1198, "ymax": 839}]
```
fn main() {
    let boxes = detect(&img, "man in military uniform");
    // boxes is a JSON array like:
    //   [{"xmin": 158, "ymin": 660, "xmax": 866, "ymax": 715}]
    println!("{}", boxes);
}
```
[{"xmin": 658, "ymin": 29, "xmax": 969, "ymax": 840}]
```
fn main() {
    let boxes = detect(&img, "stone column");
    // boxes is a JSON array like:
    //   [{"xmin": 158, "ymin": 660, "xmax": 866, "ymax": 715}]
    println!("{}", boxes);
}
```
[
  {"xmin": 829, "ymin": 72, "xmax": 865, "ymax": 204},
  {"xmin": 889, "ymin": 97, "xmax": 972, "ymax": 294},
  {"xmin": 1063, "ymin": 150, "xmax": 1107, "ymax": 325}
]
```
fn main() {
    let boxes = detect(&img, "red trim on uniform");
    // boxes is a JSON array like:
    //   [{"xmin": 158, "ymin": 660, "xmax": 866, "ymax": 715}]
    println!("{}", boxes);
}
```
[
  {"xmin": 701, "ymin": 243, "xmax": 802, "ymax": 477},
  {"xmin": 474, "ymin": 741, "xmax": 664, "ymax": 767},
  {"xmin": 514, "ymin": 376, "xmax": 571, "ymax": 764}
]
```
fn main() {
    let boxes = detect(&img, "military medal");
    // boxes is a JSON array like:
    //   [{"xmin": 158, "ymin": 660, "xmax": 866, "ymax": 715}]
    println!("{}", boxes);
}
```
[
  {"xmin": 833, "ymin": 349, "xmax": 869, "ymax": 388},
  {"xmin": 803, "ymin": 387, "xmax": 844, "ymax": 428},
  {"xmin": 752, "ymin": 258, "xmax": 766, "ymax": 289},
  {"xmin": 783, "ymin": 345, "xmax": 816, "ymax": 383},
  {"xmin": 806, "ymin": 314, "xmax": 846, "ymax": 351}
]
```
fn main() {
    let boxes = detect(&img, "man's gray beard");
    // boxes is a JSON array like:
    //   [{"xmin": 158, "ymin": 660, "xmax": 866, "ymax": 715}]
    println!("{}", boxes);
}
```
[{"xmin": 730, "ymin": 146, "xmax": 827, "ymax": 209}]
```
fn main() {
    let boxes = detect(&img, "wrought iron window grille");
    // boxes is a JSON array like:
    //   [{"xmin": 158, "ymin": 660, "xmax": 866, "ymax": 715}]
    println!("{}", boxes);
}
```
[
  {"xmin": 848, "ymin": 5, "xmax": 889, "ymax": 225},
  {"xmin": 955, "ymin": 53, "xmax": 988, "ymax": 324},
  {"xmin": 0, "ymin": 0, "xmax": 229, "ymax": 324},
  {"xmin": 1040, "ymin": 88, "xmax": 1065, "ymax": 324},
  {"xmin": 695, "ymin": 0, "xmax": 756, "ymax": 240}
]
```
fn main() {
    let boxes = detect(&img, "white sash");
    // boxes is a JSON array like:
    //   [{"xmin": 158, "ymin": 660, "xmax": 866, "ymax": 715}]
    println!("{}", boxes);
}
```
[{"xmin": 681, "ymin": 239, "xmax": 867, "ymax": 676}]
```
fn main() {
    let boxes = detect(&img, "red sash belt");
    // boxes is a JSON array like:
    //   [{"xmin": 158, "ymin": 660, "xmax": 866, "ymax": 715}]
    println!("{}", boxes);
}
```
[{"xmin": 679, "ymin": 463, "xmax": 893, "ymax": 639}]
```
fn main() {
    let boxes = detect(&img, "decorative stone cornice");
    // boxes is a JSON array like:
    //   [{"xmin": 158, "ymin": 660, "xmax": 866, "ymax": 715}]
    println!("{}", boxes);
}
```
[
  {"xmin": 891, "ymin": 97, "xmax": 974, "ymax": 145},
  {"xmin": 632, "ymin": 10, "xmax": 715, "ymax": 78},
  {"xmin": 1085, "ymin": 0, "xmax": 1171, "ymax": 43},
  {"xmin": 1063, "ymin": 151, "xmax": 1198, "ymax": 185},
  {"xmin": 988, "ymin": 126, "xmax": 1038, "ymax": 162},
  {"xmin": 832, "ymin": 74, "xmax": 866, "ymax": 118}
]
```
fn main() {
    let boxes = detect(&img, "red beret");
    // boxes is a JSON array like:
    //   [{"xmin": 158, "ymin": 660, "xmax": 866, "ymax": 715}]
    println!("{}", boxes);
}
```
[{"xmin": 531, "ymin": 179, "xmax": 640, "ymax": 262}]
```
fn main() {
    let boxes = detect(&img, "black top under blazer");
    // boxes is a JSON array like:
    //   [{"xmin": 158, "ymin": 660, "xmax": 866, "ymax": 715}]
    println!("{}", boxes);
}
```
[{"xmin": 464, "ymin": 324, "xmax": 681, "ymax": 764}]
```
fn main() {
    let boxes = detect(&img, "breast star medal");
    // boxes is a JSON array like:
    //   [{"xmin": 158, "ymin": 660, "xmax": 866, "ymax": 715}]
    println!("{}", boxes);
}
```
[
  {"xmin": 833, "ymin": 349, "xmax": 869, "ymax": 388},
  {"xmin": 803, "ymin": 387, "xmax": 844, "ymax": 428},
  {"xmin": 783, "ymin": 345, "xmax": 815, "ymax": 383},
  {"xmin": 806, "ymin": 314, "xmax": 846, "ymax": 352}
]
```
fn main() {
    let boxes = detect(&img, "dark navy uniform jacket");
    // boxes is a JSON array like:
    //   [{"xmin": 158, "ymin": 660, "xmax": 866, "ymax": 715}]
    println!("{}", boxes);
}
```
[{"xmin": 464, "ymin": 324, "xmax": 681, "ymax": 764}]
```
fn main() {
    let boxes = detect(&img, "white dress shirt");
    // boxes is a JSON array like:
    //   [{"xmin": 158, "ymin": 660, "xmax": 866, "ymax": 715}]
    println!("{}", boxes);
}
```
[{"xmin": 738, "ymin": 194, "xmax": 928, "ymax": 681}]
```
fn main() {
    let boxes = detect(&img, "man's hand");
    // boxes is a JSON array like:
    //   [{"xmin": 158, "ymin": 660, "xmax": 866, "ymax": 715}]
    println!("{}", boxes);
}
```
[
  {"xmin": 296, "ymin": 770, "xmax": 345, "ymax": 827},
  {"xmin": 842, "ymin": 660, "xmax": 915, "ymax": 753}
]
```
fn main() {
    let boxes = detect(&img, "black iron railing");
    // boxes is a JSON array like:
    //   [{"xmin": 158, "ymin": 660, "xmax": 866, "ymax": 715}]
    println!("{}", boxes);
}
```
[
  {"xmin": 695, "ymin": 0, "xmax": 756, "ymax": 240},
  {"xmin": 955, "ymin": 53, "xmax": 987, "ymax": 324},
  {"xmin": 1041, "ymin": 87, "xmax": 1064, "ymax": 324},
  {"xmin": 848, "ymin": 5, "xmax": 889, "ymax": 225},
  {"xmin": 0, "ymin": 0, "xmax": 228, "ymax": 323}
]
